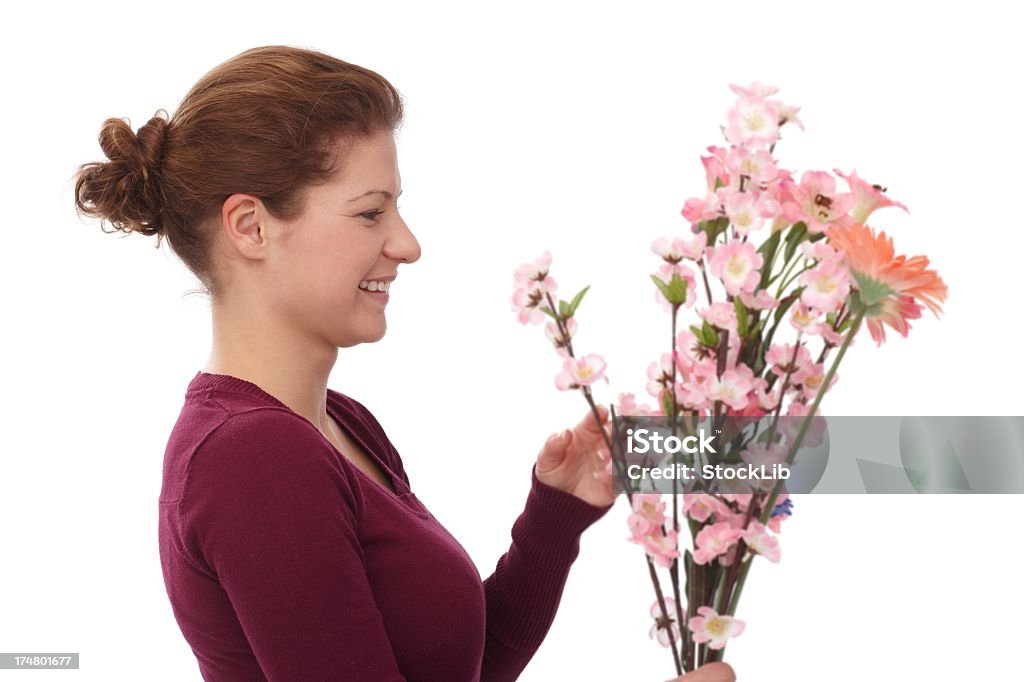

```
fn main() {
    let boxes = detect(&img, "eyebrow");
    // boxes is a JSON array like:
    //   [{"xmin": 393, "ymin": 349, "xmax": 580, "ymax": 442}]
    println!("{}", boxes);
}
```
[{"xmin": 347, "ymin": 188, "xmax": 404, "ymax": 202}]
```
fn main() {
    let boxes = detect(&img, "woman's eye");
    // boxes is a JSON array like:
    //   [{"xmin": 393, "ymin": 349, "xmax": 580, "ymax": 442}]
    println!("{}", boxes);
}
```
[{"xmin": 360, "ymin": 204, "xmax": 401, "ymax": 221}]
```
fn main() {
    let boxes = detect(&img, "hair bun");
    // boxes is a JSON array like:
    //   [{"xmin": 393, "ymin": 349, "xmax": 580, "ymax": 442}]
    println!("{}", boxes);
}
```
[{"xmin": 74, "ymin": 109, "xmax": 171, "ymax": 238}]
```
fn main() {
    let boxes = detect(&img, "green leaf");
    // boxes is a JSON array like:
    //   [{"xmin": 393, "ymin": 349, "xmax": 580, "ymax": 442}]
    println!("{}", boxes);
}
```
[
  {"xmin": 761, "ymin": 293, "xmax": 799, "ymax": 355},
  {"xmin": 734, "ymin": 298, "xmax": 749, "ymax": 337},
  {"xmin": 758, "ymin": 228, "xmax": 782, "ymax": 257},
  {"xmin": 651, "ymin": 274, "xmax": 672, "ymax": 300},
  {"xmin": 661, "ymin": 388, "xmax": 675, "ymax": 417},
  {"xmin": 558, "ymin": 299, "xmax": 570, "ymax": 318},
  {"xmin": 757, "ymin": 230, "xmax": 783, "ymax": 289},
  {"xmin": 683, "ymin": 549, "xmax": 693, "ymax": 593},
  {"xmin": 701, "ymin": 320, "xmax": 720, "ymax": 347},
  {"xmin": 667, "ymin": 273, "xmax": 689, "ymax": 306},
  {"xmin": 566, "ymin": 285, "xmax": 591, "ymax": 317},
  {"xmin": 539, "ymin": 305, "xmax": 559, "ymax": 320},
  {"xmin": 699, "ymin": 216, "xmax": 731, "ymax": 247},
  {"xmin": 748, "ymin": 317, "xmax": 766, "ymax": 338},
  {"xmin": 651, "ymin": 274, "xmax": 687, "ymax": 306},
  {"xmin": 772, "ymin": 292, "xmax": 800, "ymax": 324},
  {"xmin": 783, "ymin": 221, "xmax": 809, "ymax": 263}
]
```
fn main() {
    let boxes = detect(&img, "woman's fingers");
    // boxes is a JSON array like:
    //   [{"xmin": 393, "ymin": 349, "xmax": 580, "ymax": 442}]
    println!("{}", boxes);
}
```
[
  {"xmin": 576, "ymin": 405, "xmax": 611, "ymax": 446},
  {"xmin": 665, "ymin": 661, "xmax": 736, "ymax": 682}
]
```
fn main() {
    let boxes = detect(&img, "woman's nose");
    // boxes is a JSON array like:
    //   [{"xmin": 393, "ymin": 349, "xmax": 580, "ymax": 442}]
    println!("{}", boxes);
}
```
[{"xmin": 388, "ymin": 215, "xmax": 421, "ymax": 264}]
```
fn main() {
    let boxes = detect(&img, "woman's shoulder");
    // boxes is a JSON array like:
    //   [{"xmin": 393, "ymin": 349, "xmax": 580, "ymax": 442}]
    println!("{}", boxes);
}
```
[{"xmin": 162, "ymin": 389, "xmax": 361, "ymax": 506}]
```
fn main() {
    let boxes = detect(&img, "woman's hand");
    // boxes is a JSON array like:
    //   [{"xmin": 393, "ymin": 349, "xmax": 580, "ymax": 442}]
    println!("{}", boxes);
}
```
[
  {"xmin": 535, "ymin": 404, "xmax": 615, "ymax": 507},
  {"xmin": 666, "ymin": 662, "xmax": 736, "ymax": 682}
]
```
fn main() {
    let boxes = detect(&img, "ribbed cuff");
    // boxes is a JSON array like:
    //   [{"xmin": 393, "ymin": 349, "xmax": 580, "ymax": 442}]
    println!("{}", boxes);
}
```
[{"xmin": 516, "ymin": 464, "xmax": 614, "ymax": 556}]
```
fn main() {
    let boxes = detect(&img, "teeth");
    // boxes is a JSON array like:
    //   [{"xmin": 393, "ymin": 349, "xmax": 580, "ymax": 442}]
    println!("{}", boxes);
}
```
[{"xmin": 359, "ymin": 280, "xmax": 390, "ymax": 292}]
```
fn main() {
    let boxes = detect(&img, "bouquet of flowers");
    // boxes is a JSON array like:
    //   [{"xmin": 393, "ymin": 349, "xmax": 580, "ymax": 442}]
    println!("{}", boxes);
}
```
[{"xmin": 510, "ymin": 82, "xmax": 948, "ymax": 676}]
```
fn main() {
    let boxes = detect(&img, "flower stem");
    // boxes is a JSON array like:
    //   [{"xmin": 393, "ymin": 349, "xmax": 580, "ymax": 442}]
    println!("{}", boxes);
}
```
[{"xmin": 758, "ymin": 305, "xmax": 866, "ymax": 526}]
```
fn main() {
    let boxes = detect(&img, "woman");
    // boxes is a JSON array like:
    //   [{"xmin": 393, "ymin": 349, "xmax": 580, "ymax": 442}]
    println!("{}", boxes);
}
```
[{"xmin": 73, "ymin": 45, "xmax": 733, "ymax": 682}]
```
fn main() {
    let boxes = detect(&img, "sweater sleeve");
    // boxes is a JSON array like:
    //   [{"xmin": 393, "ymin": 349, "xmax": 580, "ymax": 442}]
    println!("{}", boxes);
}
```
[
  {"xmin": 480, "ymin": 464, "xmax": 614, "ymax": 682},
  {"xmin": 177, "ymin": 408, "xmax": 408, "ymax": 682}
]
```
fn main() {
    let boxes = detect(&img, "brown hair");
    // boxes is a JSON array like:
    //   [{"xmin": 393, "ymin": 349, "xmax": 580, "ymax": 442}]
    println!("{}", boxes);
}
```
[{"xmin": 73, "ymin": 45, "xmax": 404, "ymax": 298}]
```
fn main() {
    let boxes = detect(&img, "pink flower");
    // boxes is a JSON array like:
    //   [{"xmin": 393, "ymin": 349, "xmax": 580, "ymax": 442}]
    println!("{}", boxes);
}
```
[
  {"xmin": 723, "ymin": 189, "xmax": 779, "ymax": 236},
  {"xmin": 674, "ymin": 358, "xmax": 718, "ymax": 411},
  {"xmin": 510, "ymin": 282, "xmax": 548, "ymax": 326},
  {"xmin": 706, "ymin": 366, "xmax": 755, "ymax": 411},
  {"xmin": 682, "ymin": 494, "xmax": 730, "ymax": 523},
  {"xmin": 797, "ymin": 361, "xmax": 838, "ymax": 401},
  {"xmin": 554, "ymin": 353, "xmax": 609, "ymax": 391},
  {"xmin": 707, "ymin": 241, "xmax": 763, "ymax": 297},
  {"xmin": 688, "ymin": 606, "xmax": 746, "ymax": 650},
  {"xmin": 693, "ymin": 521, "xmax": 743, "ymax": 565},
  {"xmin": 834, "ymin": 168, "xmax": 908, "ymax": 224},
  {"xmin": 799, "ymin": 257, "xmax": 851, "ymax": 314},
  {"xmin": 800, "ymin": 240, "xmax": 842, "ymax": 263},
  {"xmin": 756, "ymin": 383, "xmax": 782, "ymax": 413},
  {"xmin": 725, "ymin": 95, "xmax": 780, "ymax": 150},
  {"xmin": 646, "ymin": 353, "xmax": 676, "ymax": 400},
  {"xmin": 652, "ymin": 234, "xmax": 708, "ymax": 264},
  {"xmin": 513, "ymin": 251, "xmax": 554, "ymax": 288},
  {"xmin": 649, "ymin": 597, "xmax": 682, "ymax": 648},
  {"xmin": 679, "ymin": 231, "xmax": 708, "ymax": 260},
  {"xmin": 729, "ymin": 81, "xmax": 779, "ymax": 99},
  {"xmin": 674, "ymin": 330, "xmax": 701, "ymax": 376},
  {"xmin": 651, "ymin": 236, "xmax": 688, "ymax": 263},
  {"xmin": 741, "ymin": 520, "xmax": 781, "ymax": 562},
  {"xmin": 788, "ymin": 302, "xmax": 820, "ymax": 333},
  {"xmin": 682, "ymin": 194, "xmax": 721, "ymax": 223},
  {"xmin": 618, "ymin": 392, "xmax": 656, "ymax": 417},
  {"xmin": 643, "ymin": 529, "xmax": 681, "ymax": 568},
  {"xmin": 628, "ymin": 495, "xmax": 680, "ymax": 567},
  {"xmin": 628, "ymin": 494, "xmax": 666, "ymax": 530},
  {"xmin": 766, "ymin": 342, "xmax": 812, "ymax": 378},
  {"xmin": 739, "ymin": 288, "xmax": 779, "ymax": 311},
  {"xmin": 699, "ymin": 302, "xmax": 739, "ymax": 331},
  {"xmin": 511, "ymin": 252, "xmax": 560, "ymax": 325},
  {"xmin": 544, "ymin": 318, "xmax": 577, "ymax": 358},
  {"xmin": 780, "ymin": 171, "xmax": 855, "ymax": 234},
  {"xmin": 779, "ymin": 102, "xmax": 805, "ymax": 131},
  {"xmin": 818, "ymin": 323, "xmax": 850, "ymax": 346},
  {"xmin": 725, "ymin": 145, "xmax": 780, "ymax": 188},
  {"xmin": 700, "ymin": 145, "xmax": 733, "ymax": 193}
]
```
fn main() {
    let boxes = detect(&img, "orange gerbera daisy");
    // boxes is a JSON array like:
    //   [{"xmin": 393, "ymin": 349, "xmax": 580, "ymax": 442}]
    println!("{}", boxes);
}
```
[{"xmin": 826, "ymin": 222, "xmax": 948, "ymax": 346}]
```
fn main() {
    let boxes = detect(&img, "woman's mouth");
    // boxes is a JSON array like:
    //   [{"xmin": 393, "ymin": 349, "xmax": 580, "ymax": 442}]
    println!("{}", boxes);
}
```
[{"xmin": 359, "ymin": 279, "xmax": 390, "ymax": 301}]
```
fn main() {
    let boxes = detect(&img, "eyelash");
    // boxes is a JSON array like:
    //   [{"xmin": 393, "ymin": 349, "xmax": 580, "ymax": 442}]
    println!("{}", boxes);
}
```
[{"xmin": 361, "ymin": 204, "xmax": 402, "ymax": 222}]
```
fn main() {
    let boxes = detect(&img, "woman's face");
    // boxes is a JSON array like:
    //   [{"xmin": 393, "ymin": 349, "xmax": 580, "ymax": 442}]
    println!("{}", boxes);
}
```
[{"xmin": 255, "ymin": 130, "xmax": 420, "ymax": 348}]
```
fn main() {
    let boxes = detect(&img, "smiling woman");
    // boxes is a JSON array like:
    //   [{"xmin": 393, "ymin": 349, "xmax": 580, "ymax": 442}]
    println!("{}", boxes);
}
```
[{"xmin": 69, "ymin": 45, "xmax": 625, "ymax": 682}]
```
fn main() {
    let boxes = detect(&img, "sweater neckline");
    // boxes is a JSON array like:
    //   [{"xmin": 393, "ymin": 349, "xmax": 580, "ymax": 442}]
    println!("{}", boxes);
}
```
[
  {"xmin": 187, "ymin": 371, "xmax": 291, "ymax": 408},
  {"xmin": 186, "ymin": 370, "xmax": 415, "ymax": 502}
]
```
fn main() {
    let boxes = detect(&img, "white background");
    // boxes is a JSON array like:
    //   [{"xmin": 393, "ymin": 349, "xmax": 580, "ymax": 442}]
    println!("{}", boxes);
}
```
[{"xmin": 2, "ymin": 1, "xmax": 1022, "ymax": 680}]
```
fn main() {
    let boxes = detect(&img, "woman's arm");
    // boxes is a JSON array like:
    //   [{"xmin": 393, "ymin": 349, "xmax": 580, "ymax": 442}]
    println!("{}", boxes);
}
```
[
  {"xmin": 479, "ymin": 465, "xmax": 613, "ymax": 682},
  {"xmin": 175, "ymin": 409, "xmax": 408, "ymax": 681}
]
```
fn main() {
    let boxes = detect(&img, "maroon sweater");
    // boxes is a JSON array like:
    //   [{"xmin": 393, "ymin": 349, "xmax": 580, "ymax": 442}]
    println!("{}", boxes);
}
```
[{"xmin": 158, "ymin": 372, "xmax": 612, "ymax": 681}]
